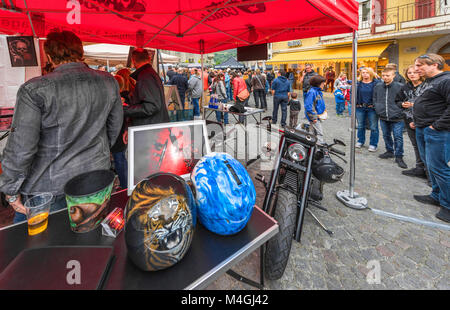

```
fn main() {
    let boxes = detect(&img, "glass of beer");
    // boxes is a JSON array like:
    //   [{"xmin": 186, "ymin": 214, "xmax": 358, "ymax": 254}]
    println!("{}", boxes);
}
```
[{"xmin": 24, "ymin": 193, "xmax": 53, "ymax": 236}]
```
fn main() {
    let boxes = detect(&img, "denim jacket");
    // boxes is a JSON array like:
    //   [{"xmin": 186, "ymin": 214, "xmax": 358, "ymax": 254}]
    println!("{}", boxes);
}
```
[{"xmin": 0, "ymin": 62, "xmax": 123, "ymax": 196}]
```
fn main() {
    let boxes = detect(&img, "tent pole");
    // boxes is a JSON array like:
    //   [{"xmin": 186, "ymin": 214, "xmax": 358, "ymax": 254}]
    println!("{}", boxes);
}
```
[
  {"xmin": 201, "ymin": 53, "xmax": 204, "ymax": 112},
  {"xmin": 157, "ymin": 49, "xmax": 160, "ymax": 76},
  {"xmin": 336, "ymin": 30, "xmax": 368, "ymax": 210},
  {"xmin": 158, "ymin": 49, "xmax": 166, "ymax": 84},
  {"xmin": 349, "ymin": 30, "xmax": 357, "ymax": 198},
  {"xmin": 23, "ymin": 0, "xmax": 37, "ymax": 38}
]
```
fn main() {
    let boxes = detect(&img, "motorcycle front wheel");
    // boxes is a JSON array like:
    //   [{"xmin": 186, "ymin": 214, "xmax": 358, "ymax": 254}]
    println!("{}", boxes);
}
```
[{"xmin": 264, "ymin": 188, "xmax": 297, "ymax": 280}]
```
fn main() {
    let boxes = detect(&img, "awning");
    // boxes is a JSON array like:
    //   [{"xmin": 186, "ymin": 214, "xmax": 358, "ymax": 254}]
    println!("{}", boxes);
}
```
[
  {"xmin": 83, "ymin": 44, "xmax": 179, "ymax": 63},
  {"xmin": 267, "ymin": 42, "xmax": 391, "ymax": 65}
]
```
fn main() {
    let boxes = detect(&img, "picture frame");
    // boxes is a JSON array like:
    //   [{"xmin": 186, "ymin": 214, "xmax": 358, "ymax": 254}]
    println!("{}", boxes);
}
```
[
  {"xmin": 127, "ymin": 120, "xmax": 211, "ymax": 195},
  {"xmin": 6, "ymin": 36, "xmax": 38, "ymax": 67}
]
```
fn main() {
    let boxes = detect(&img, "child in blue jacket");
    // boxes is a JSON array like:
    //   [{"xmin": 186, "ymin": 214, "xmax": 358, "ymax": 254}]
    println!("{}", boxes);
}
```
[
  {"xmin": 334, "ymin": 87, "xmax": 346, "ymax": 116},
  {"xmin": 304, "ymin": 75, "xmax": 327, "ymax": 144}
]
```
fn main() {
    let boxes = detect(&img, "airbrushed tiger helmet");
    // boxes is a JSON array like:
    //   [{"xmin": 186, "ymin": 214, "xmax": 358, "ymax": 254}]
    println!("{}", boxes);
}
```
[{"xmin": 124, "ymin": 173, "xmax": 196, "ymax": 271}]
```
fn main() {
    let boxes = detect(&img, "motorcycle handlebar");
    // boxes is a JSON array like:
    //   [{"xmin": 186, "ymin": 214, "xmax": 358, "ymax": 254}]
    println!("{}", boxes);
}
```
[{"xmin": 329, "ymin": 147, "xmax": 345, "ymax": 156}]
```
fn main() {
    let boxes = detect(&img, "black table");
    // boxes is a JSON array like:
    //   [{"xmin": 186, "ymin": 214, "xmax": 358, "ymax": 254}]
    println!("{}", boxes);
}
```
[
  {"xmin": 203, "ymin": 105, "xmax": 264, "ymax": 167},
  {"xmin": 0, "ymin": 190, "xmax": 278, "ymax": 290}
]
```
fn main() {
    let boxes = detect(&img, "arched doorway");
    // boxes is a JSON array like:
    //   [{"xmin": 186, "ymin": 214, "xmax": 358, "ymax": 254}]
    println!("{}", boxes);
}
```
[
  {"xmin": 427, "ymin": 34, "xmax": 450, "ymax": 71},
  {"xmin": 438, "ymin": 43, "xmax": 450, "ymax": 72}
]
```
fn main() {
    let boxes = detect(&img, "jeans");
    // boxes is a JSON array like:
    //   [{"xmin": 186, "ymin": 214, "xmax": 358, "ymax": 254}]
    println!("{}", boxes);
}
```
[
  {"xmin": 416, "ymin": 127, "xmax": 450, "ymax": 209},
  {"xmin": 192, "ymin": 97, "xmax": 200, "ymax": 116},
  {"xmin": 215, "ymin": 100, "xmax": 229, "ymax": 124},
  {"xmin": 237, "ymin": 97, "xmax": 249, "ymax": 123},
  {"xmin": 13, "ymin": 194, "xmax": 67, "ymax": 224},
  {"xmin": 310, "ymin": 120, "xmax": 325, "ymax": 145},
  {"xmin": 253, "ymin": 89, "xmax": 267, "ymax": 109},
  {"xmin": 226, "ymin": 86, "xmax": 233, "ymax": 102},
  {"xmin": 379, "ymin": 120, "xmax": 404, "ymax": 156},
  {"xmin": 336, "ymin": 102, "xmax": 345, "ymax": 115},
  {"xmin": 405, "ymin": 121, "xmax": 425, "ymax": 170},
  {"xmin": 289, "ymin": 111, "xmax": 299, "ymax": 128},
  {"xmin": 347, "ymin": 101, "xmax": 351, "ymax": 116},
  {"xmin": 273, "ymin": 96, "xmax": 289, "ymax": 126},
  {"xmin": 356, "ymin": 107, "xmax": 379, "ymax": 147},
  {"xmin": 179, "ymin": 93, "xmax": 186, "ymax": 110},
  {"xmin": 112, "ymin": 151, "xmax": 128, "ymax": 189}
]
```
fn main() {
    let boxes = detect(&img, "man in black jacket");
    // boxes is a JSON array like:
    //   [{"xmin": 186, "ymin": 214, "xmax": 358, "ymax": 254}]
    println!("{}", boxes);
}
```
[
  {"xmin": 373, "ymin": 67, "xmax": 407, "ymax": 168},
  {"xmin": 125, "ymin": 48, "xmax": 169, "ymax": 126},
  {"xmin": 300, "ymin": 64, "xmax": 318, "ymax": 102},
  {"xmin": 411, "ymin": 53, "xmax": 450, "ymax": 223},
  {"xmin": 169, "ymin": 68, "xmax": 189, "ymax": 110}
]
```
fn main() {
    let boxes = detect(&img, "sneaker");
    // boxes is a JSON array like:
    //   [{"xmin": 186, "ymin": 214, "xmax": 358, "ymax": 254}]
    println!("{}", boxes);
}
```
[
  {"xmin": 378, "ymin": 151, "xmax": 394, "ymax": 159},
  {"xmin": 368, "ymin": 145, "xmax": 377, "ymax": 152},
  {"xmin": 395, "ymin": 156, "xmax": 408, "ymax": 169},
  {"xmin": 435, "ymin": 208, "xmax": 450, "ymax": 223},
  {"xmin": 413, "ymin": 195, "xmax": 440, "ymax": 206},
  {"xmin": 402, "ymin": 167, "xmax": 427, "ymax": 179},
  {"xmin": 355, "ymin": 142, "xmax": 363, "ymax": 148}
]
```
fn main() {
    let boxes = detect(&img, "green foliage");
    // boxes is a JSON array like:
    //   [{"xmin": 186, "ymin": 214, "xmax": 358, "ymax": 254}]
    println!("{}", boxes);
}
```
[{"xmin": 214, "ymin": 49, "xmax": 237, "ymax": 65}]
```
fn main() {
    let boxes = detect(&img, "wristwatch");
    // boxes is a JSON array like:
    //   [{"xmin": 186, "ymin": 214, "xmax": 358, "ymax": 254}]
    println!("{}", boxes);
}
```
[{"xmin": 6, "ymin": 194, "xmax": 18, "ymax": 203}]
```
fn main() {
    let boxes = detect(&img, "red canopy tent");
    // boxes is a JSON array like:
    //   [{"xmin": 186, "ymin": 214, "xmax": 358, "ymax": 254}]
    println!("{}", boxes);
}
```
[
  {"xmin": 0, "ymin": 0, "xmax": 365, "ymax": 207},
  {"xmin": 0, "ymin": 0, "xmax": 357, "ymax": 53}
]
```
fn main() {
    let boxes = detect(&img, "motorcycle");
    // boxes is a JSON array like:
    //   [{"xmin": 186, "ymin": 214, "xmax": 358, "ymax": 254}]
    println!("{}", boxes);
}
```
[{"xmin": 257, "ymin": 117, "xmax": 346, "ymax": 280}]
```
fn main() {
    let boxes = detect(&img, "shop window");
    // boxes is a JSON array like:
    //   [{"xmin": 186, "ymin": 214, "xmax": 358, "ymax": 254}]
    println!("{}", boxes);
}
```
[
  {"xmin": 371, "ymin": 0, "xmax": 386, "ymax": 33},
  {"xmin": 441, "ymin": 0, "xmax": 450, "ymax": 14},
  {"xmin": 360, "ymin": 1, "xmax": 371, "ymax": 29},
  {"xmin": 416, "ymin": 0, "xmax": 435, "ymax": 19}
]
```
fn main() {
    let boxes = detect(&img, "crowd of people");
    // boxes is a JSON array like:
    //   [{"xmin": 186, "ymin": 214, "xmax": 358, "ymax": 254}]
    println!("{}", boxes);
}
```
[
  {"xmin": 329, "ymin": 58, "xmax": 449, "ymax": 223},
  {"xmin": 167, "ymin": 59, "xmax": 449, "ymax": 224},
  {"xmin": 0, "ymin": 29, "xmax": 447, "ymax": 225}
]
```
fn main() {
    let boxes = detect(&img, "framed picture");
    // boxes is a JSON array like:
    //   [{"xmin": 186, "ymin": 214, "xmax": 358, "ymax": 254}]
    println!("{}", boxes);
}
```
[
  {"xmin": 6, "ymin": 36, "xmax": 38, "ymax": 67},
  {"xmin": 127, "ymin": 120, "xmax": 211, "ymax": 195}
]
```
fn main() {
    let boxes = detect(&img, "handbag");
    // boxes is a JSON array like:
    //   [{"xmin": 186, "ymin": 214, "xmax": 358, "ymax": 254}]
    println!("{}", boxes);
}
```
[
  {"xmin": 318, "ymin": 110, "xmax": 328, "ymax": 120},
  {"xmin": 237, "ymin": 88, "xmax": 250, "ymax": 101},
  {"xmin": 229, "ymin": 102, "xmax": 247, "ymax": 113}
]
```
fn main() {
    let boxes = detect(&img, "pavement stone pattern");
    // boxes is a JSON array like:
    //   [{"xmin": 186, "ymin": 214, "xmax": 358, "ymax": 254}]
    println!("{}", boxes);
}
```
[{"xmin": 205, "ymin": 91, "xmax": 450, "ymax": 290}]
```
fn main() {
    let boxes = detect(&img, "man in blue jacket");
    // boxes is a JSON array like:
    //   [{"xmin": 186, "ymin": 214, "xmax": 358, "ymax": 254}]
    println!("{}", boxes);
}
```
[
  {"xmin": 304, "ymin": 75, "xmax": 327, "ymax": 144},
  {"xmin": 271, "ymin": 71, "xmax": 292, "ymax": 127}
]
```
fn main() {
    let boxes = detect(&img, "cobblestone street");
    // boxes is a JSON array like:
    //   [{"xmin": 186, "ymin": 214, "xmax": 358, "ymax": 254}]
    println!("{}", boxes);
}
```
[{"xmin": 206, "ymin": 91, "xmax": 450, "ymax": 290}]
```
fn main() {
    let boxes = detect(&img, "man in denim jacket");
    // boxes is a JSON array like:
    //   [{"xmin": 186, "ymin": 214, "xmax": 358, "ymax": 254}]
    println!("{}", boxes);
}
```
[{"xmin": 0, "ymin": 31, "xmax": 123, "ymax": 223}]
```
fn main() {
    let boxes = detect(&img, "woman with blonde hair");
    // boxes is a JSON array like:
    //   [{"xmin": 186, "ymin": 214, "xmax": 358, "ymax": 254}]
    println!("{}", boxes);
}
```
[
  {"xmin": 355, "ymin": 67, "xmax": 380, "ymax": 151},
  {"xmin": 395, "ymin": 65, "xmax": 427, "ymax": 179},
  {"xmin": 115, "ymin": 68, "xmax": 135, "ymax": 103}
]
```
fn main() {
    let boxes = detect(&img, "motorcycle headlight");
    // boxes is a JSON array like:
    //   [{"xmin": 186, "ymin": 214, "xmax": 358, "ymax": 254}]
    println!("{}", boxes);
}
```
[{"xmin": 287, "ymin": 143, "xmax": 307, "ymax": 162}]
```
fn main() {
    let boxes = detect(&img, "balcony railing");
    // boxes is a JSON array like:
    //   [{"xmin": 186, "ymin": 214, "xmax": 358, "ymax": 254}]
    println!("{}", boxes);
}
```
[
  {"xmin": 377, "ymin": 0, "xmax": 449, "ymax": 30},
  {"xmin": 319, "ymin": 1, "xmax": 449, "ymax": 42}
]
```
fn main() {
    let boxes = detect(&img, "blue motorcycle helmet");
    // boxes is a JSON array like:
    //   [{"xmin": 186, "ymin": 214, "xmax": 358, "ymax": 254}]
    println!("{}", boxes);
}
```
[{"xmin": 191, "ymin": 152, "xmax": 256, "ymax": 235}]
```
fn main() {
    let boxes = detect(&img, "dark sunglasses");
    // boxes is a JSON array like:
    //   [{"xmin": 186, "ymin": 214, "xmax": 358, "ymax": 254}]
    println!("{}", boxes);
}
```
[{"xmin": 417, "ymin": 54, "xmax": 431, "ymax": 59}]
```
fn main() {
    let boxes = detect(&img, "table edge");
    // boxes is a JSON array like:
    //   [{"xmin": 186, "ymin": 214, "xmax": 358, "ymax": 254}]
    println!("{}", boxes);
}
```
[{"xmin": 185, "ymin": 206, "xmax": 279, "ymax": 290}]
